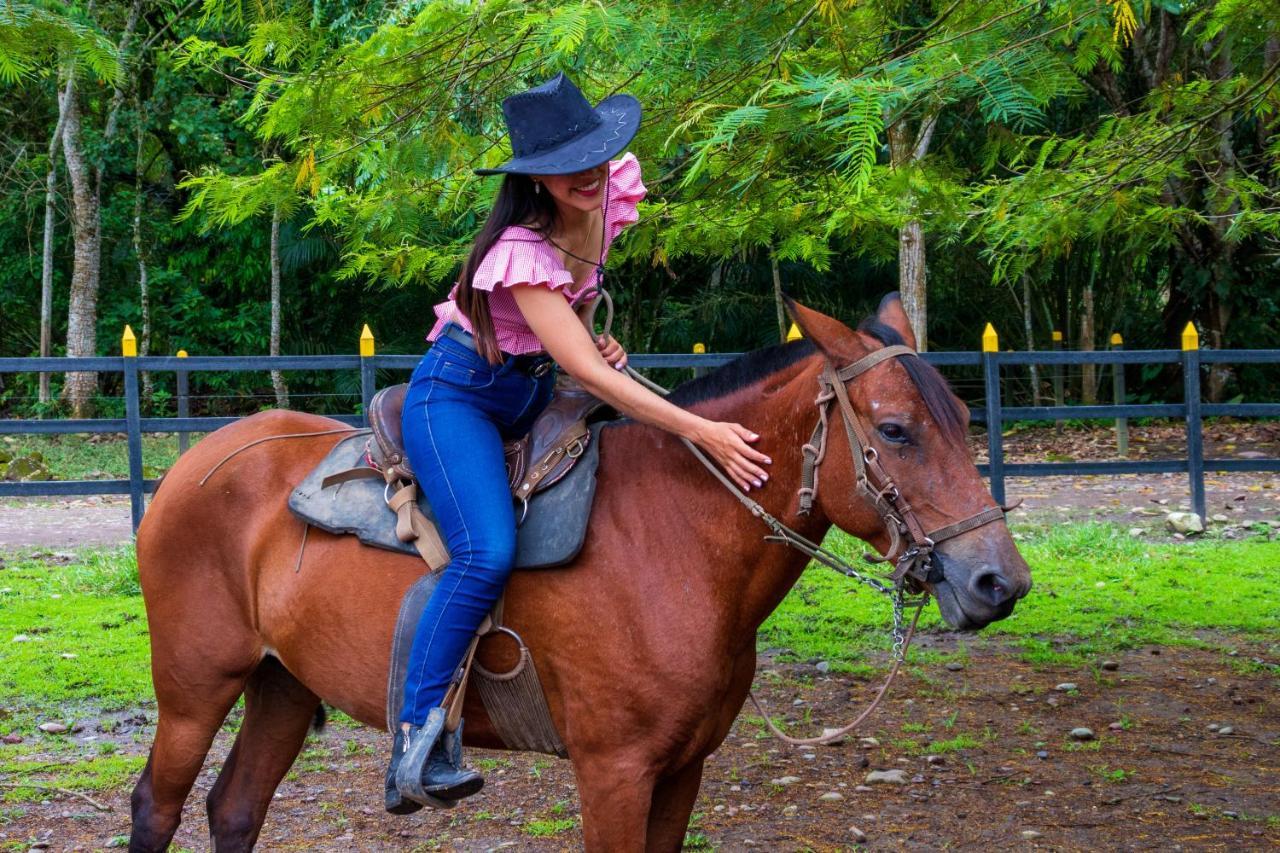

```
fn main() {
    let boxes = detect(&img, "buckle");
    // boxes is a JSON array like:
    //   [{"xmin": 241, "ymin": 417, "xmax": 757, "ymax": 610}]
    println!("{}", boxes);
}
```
[{"xmin": 531, "ymin": 360, "xmax": 553, "ymax": 378}]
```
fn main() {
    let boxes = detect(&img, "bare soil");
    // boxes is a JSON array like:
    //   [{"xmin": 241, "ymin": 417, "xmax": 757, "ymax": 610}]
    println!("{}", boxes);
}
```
[{"xmin": 3, "ymin": 640, "xmax": 1278, "ymax": 851}]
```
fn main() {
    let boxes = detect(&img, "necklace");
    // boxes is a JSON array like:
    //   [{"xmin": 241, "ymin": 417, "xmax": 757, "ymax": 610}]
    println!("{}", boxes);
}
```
[{"xmin": 537, "ymin": 176, "xmax": 612, "ymax": 291}]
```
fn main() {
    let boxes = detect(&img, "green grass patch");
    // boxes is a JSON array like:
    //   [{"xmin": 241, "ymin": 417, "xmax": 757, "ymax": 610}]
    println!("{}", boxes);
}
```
[
  {"xmin": 761, "ymin": 524, "xmax": 1280, "ymax": 666},
  {"xmin": 1, "ymin": 434, "xmax": 189, "ymax": 482},
  {"xmin": 0, "ymin": 754, "xmax": 147, "ymax": 802},
  {"xmin": 0, "ymin": 549, "xmax": 150, "ymax": 732},
  {"xmin": 523, "ymin": 817, "xmax": 575, "ymax": 837}
]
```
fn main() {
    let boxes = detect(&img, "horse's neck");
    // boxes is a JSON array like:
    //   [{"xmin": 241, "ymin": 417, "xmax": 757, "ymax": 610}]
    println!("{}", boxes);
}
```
[{"xmin": 609, "ymin": 356, "xmax": 834, "ymax": 636}]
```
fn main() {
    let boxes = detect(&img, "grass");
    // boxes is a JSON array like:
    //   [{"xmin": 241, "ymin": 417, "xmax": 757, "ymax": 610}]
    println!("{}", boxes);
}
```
[
  {"xmin": 0, "ymin": 755, "xmax": 147, "ymax": 803},
  {"xmin": 761, "ymin": 523, "xmax": 1280, "ymax": 667},
  {"xmin": 0, "ymin": 434, "xmax": 189, "ymax": 483},
  {"xmin": 523, "ymin": 817, "xmax": 575, "ymax": 837}
]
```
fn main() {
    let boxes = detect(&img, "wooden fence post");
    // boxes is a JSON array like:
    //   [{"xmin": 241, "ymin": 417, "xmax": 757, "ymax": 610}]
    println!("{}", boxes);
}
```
[
  {"xmin": 176, "ymin": 349, "xmax": 190, "ymax": 455},
  {"xmin": 122, "ymin": 326, "xmax": 145, "ymax": 532},
  {"xmin": 692, "ymin": 342, "xmax": 708, "ymax": 379},
  {"xmin": 1051, "ymin": 329, "xmax": 1064, "ymax": 434},
  {"xmin": 360, "ymin": 324, "xmax": 376, "ymax": 419},
  {"xmin": 1182, "ymin": 322, "xmax": 1205, "ymax": 521},
  {"xmin": 1110, "ymin": 333, "xmax": 1128, "ymax": 458},
  {"xmin": 982, "ymin": 323, "xmax": 1005, "ymax": 506}
]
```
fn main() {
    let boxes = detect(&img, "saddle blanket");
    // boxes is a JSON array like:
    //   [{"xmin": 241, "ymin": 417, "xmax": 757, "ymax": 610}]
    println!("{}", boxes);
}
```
[{"xmin": 288, "ymin": 423, "xmax": 605, "ymax": 570}]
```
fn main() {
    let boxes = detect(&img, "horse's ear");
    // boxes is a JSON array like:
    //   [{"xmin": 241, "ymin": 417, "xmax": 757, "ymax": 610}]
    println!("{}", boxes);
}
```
[
  {"xmin": 875, "ymin": 292, "xmax": 917, "ymax": 351},
  {"xmin": 782, "ymin": 296, "xmax": 864, "ymax": 363}
]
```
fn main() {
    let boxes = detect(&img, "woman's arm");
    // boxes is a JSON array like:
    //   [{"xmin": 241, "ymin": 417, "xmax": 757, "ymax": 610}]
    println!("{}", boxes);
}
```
[{"xmin": 512, "ymin": 285, "xmax": 770, "ymax": 491}]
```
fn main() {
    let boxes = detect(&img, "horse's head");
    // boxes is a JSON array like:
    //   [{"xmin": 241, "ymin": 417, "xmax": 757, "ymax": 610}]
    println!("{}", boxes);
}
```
[{"xmin": 786, "ymin": 293, "xmax": 1031, "ymax": 630}]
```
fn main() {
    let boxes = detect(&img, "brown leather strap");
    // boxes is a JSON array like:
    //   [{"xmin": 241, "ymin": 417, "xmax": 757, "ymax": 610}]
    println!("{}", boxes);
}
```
[
  {"xmin": 927, "ymin": 504, "xmax": 1007, "ymax": 543},
  {"xmin": 320, "ymin": 466, "xmax": 384, "ymax": 490},
  {"xmin": 513, "ymin": 420, "xmax": 589, "ymax": 501}
]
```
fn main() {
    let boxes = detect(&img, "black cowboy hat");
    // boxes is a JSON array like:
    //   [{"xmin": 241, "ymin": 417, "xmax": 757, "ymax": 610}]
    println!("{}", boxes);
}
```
[{"xmin": 474, "ymin": 73, "xmax": 641, "ymax": 176}]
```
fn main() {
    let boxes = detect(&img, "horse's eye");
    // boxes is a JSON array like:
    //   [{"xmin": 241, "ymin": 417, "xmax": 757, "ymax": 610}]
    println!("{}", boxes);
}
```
[{"xmin": 878, "ymin": 423, "xmax": 908, "ymax": 443}]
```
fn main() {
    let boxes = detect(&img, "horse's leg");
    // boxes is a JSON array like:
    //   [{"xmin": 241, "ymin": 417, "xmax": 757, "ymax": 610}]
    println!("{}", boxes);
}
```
[
  {"xmin": 644, "ymin": 759, "xmax": 706, "ymax": 853},
  {"xmin": 206, "ymin": 656, "xmax": 320, "ymax": 852},
  {"xmin": 573, "ymin": 754, "xmax": 658, "ymax": 852},
  {"xmin": 129, "ymin": 670, "xmax": 249, "ymax": 852}
]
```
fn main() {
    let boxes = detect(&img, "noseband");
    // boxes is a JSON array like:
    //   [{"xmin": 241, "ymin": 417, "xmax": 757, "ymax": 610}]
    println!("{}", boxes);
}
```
[{"xmin": 797, "ymin": 344, "xmax": 1006, "ymax": 590}]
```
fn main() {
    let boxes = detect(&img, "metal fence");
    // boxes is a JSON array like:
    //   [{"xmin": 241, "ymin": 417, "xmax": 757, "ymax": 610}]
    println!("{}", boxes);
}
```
[{"xmin": 2, "ymin": 338, "xmax": 1277, "ymax": 532}]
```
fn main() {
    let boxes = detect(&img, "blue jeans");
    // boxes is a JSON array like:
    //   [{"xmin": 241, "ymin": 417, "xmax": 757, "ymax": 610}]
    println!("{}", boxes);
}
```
[{"xmin": 398, "ymin": 329, "xmax": 555, "ymax": 725}]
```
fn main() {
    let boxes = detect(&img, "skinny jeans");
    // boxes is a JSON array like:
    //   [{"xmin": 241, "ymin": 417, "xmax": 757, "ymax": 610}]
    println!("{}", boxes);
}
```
[{"xmin": 398, "ymin": 328, "xmax": 555, "ymax": 724}]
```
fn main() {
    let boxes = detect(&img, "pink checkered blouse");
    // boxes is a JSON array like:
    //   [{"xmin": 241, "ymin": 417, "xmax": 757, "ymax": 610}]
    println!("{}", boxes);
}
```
[{"xmin": 427, "ymin": 153, "xmax": 647, "ymax": 355}]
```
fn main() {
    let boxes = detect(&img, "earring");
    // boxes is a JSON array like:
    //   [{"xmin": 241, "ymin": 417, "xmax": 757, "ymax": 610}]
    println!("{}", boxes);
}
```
[{"xmin": 534, "ymin": 181, "xmax": 541, "ymax": 194}]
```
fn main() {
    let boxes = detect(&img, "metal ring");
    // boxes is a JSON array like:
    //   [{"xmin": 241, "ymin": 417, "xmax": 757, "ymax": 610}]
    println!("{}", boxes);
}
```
[
  {"xmin": 566, "ymin": 439, "xmax": 584, "ymax": 459},
  {"xmin": 863, "ymin": 447, "xmax": 878, "ymax": 463}
]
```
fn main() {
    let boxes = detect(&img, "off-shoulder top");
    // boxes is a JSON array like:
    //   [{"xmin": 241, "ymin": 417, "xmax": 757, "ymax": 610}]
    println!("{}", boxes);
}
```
[{"xmin": 427, "ymin": 152, "xmax": 647, "ymax": 355}]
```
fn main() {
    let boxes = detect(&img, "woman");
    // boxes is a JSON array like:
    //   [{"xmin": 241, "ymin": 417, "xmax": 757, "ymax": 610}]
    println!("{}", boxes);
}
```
[{"xmin": 388, "ymin": 73, "xmax": 772, "ymax": 813}]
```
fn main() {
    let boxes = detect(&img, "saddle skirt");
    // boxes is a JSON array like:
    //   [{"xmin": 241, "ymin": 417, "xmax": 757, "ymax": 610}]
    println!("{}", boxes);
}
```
[{"xmin": 287, "ymin": 380, "xmax": 608, "ymax": 571}]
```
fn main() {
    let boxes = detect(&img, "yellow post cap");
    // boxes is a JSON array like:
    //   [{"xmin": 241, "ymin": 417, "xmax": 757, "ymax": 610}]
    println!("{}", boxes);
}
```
[
  {"xmin": 177, "ymin": 349, "xmax": 188, "ymax": 358},
  {"xmin": 1109, "ymin": 332, "xmax": 1123, "ymax": 346},
  {"xmin": 982, "ymin": 323, "xmax": 999, "ymax": 353},
  {"xmin": 1051, "ymin": 330, "xmax": 1063, "ymax": 342},
  {"xmin": 692, "ymin": 342, "xmax": 706, "ymax": 354},
  {"xmin": 360, "ymin": 324, "xmax": 375, "ymax": 357},
  {"xmin": 1181, "ymin": 322, "xmax": 1199, "ymax": 351},
  {"xmin": 786, "ymin": 323, "xmax": 803, "ymax": 342},
  {"xmin": 122, "ymin": 325, "xmax": 137, "ymax": 357}
]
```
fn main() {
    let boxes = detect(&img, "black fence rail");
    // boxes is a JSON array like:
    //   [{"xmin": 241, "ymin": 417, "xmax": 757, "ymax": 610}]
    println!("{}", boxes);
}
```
[{"xmin": 2, "ymin": 338, "xmax": 1277, "ymax": 532}]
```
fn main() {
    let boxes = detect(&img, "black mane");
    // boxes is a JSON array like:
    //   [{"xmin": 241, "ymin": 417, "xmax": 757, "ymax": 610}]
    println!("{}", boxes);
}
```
[
  {"xmin": 666, "ymin": 339, "xmax": 817, "ymax": 407},
  {"xmin": 662, "ymin": 317, "xmax": 968, "ymax": 442}
]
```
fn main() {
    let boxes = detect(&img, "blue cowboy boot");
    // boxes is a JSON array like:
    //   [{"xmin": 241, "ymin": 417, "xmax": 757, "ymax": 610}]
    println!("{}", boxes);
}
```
[{"xmin": 391, "ymin": 707, "xmax": 484, "ymax": 809}]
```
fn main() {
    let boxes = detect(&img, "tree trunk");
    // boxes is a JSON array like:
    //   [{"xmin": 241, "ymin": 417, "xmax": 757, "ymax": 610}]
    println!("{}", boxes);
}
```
[
  {"xmin": 60, "ymin": 83, "xmax": 101, "ymax": 419},
  {"xmin": 1022, "ymin": 271, "xmax": 1040, "ymax": 406},
  {"xmin": 270, "ymin": 206, "xmax": 289, "ymax": 408},
  {"xmin": 60, "ymin": 0, "xmax": 144, "ymax": 418},
  {"xmin": 1080, "ymin": 258, "xmax": 1096, "ymax": 406},
  {"xmin": 887, "ymin": 110, "xmax": 938, "ymax": 351},
  {"xmin": 40, "ymin": 72, "xmax": 74, "ymax": 407},
  {"xmin": 133, "ymin": 97, "xmax": 153, "ymax": 400},
  {"xmin": 770, "ymin": 248, "xmax": 786, "ymax": 343}
]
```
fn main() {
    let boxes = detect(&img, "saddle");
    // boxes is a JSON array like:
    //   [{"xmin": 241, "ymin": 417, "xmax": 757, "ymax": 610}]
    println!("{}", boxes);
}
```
[{"xmin": 290, "ymin": 376, "xmax": 606, "ymax": 571}]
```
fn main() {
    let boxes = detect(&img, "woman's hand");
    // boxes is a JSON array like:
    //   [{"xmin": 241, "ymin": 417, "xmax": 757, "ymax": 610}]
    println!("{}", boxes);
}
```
[
  {"xmin": 595, "ymin": 335, "xmax": 628, "ymax": 371},
  {"xmin": 689, "ymin": 420, "xmax": 772, "ymax": 492}
]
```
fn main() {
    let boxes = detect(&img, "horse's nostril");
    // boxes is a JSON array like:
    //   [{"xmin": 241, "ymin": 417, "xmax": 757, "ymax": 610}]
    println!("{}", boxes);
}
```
[{"xmin": 971, "ymin": 569, "xmax": 1014, "ymax": 607}]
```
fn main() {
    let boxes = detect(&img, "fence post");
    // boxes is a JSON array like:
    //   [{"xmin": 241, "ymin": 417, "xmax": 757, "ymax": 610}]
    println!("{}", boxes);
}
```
[
  {"xmin": 176, "ymin": 349, "xmax": 190, "ymax": 455},
  {"xmin": 1051, "ymin": 329, "xmax": 1064, "ymax": 434},
  {"xmin": 360, "ymin": 324, "xmax": 376, "ymax": 420},
  {"xmin": 692, "ymin": 342, "xmax": 708, "ymax": 379},
  {"xmin": 1182, "ymin": 322, "xmax": 1205, "ymax": 522},
  {"xmin": 1110, "ymin": 333, "xmax": 1128, "ymax": 458},
  {"xmin": 122, "ymin": 326, "xmax": 145, "ymax": 532},
  {"xmin": 982, "ymin": 323, "xmax": 1005, "ymax": 506}
]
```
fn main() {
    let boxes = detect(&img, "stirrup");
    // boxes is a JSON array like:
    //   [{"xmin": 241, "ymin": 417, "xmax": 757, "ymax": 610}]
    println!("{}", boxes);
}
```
[{"xmin": 393, "ymin": 708, "xmax": 459, "ymax": 809}]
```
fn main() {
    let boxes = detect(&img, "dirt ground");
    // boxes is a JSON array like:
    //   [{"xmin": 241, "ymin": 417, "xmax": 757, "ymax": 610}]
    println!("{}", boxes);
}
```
[{"xmin": 2, "ymin": 641, "xmax": 1277, "ymax": 851}]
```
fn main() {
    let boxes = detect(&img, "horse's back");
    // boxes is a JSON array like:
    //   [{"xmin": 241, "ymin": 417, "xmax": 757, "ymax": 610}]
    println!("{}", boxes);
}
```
[{"xmin": 137, "ymin": 409, "xmax": 351, "ymax": 589}]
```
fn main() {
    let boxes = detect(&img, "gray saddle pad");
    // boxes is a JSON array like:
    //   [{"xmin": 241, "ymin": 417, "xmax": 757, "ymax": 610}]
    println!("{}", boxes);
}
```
[{"xmin": 288, "ymin": 422, "xmax": 604, "ymax": 570}]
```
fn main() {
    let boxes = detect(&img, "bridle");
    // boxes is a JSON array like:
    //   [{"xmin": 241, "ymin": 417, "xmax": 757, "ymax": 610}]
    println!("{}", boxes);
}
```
[
  {"xmin": 625, "ymin": 338, "xmax": 1012, "ymax": 746},
  {"xmin": 797, "ymin": 344, "xmax": 1008, "ymax": 591}
]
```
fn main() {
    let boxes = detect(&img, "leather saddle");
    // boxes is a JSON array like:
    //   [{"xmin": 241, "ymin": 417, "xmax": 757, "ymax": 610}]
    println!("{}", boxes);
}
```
[
  {"xmin": 306, "ymin": 376, "xmax": 605, "ymax": 570},
  {"xmin": 367, "ymin": 376, "xmax": 604, "ymax": 507}
]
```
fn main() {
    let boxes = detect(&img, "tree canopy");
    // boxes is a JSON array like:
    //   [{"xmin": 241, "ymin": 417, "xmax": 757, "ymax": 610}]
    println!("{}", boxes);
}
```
[{"xmin": 2, "ymin": 0, "xmax": 1277, "ymax": 414}]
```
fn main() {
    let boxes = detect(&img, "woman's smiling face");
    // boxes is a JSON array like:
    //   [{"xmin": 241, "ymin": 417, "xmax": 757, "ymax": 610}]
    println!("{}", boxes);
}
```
[{"xmin": 534, "ymin": 163, "xmax": 608, "ymax": 215}]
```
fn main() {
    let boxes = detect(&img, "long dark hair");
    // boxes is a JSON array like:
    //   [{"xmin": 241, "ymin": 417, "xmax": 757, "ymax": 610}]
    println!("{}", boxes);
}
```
[{"xmin": 456, "ymin": 173, "xmax": 561, "ymax": 363}]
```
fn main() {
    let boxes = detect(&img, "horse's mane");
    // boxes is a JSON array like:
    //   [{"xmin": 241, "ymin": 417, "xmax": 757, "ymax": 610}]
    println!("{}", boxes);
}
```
[
  {"xmin": 666, "ymin": 339, "xmax": 817, "ymax": 407},
  {"xmin": 664, "ymin": 317, "xmax": 968, "ymax": 443}
]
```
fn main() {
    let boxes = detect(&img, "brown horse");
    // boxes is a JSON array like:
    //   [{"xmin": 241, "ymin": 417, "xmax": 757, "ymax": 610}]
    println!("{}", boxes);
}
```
[{"xmin": 128, "ymin": 296, "xmax": 1030, "ymax": 852}]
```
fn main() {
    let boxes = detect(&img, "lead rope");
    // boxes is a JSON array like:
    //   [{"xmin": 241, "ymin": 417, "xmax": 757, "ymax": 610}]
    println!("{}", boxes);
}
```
[{"xmin": 618, "ymin": 353, "xmax": 927, "ymax": 747}]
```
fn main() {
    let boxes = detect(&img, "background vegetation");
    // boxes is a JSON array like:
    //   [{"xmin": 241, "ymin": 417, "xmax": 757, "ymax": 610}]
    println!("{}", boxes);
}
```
[{"xmin": 2, "ymin": 0, "xmax": 1277, "ymax": 418}]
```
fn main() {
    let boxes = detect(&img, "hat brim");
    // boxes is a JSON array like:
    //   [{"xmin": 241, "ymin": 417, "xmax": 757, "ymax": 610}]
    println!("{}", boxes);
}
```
[{"xmin": 474, "ymin": 94, "xmax": 641, "ymax": 176}]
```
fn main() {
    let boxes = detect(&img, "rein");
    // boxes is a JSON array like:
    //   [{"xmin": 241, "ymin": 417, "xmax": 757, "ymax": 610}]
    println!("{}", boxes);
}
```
[{"xmin": 624, "ymin": 338, "xmax": 1007, "ymax": 747}]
